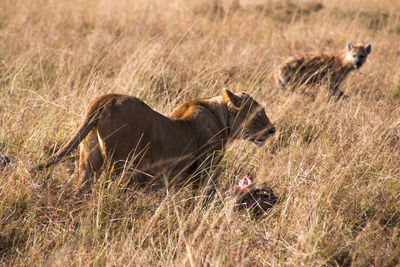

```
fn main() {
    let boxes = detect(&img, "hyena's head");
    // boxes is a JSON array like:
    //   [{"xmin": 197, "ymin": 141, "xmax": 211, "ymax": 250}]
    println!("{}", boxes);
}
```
[{"xmin": 345, "ymin": 43, "xmax": 372, "ymax": 69}]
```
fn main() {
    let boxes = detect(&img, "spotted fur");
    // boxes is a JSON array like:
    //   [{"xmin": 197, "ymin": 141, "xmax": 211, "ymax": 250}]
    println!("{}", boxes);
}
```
[{"xmin": 275, "ymin": 43, "xmax": 371, "ymax": 98}]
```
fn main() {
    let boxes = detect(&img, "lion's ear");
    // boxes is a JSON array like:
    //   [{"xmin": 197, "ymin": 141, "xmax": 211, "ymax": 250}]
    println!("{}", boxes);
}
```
[{"xmin": 222, "ymin": 88, "xmax": 242, "ymax": 109}]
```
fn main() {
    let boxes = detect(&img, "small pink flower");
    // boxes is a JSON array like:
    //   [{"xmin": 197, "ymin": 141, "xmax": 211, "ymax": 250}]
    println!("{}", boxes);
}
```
[{"xmin": 238, "ymin": 173, "xmax": 254, "ymax": 191}]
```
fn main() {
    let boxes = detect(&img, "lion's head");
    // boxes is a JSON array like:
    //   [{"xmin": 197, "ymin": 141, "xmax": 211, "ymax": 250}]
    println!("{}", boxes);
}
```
[{"xmin": 223, "ymin": 89, "xmax": 275, "ymax": 147}]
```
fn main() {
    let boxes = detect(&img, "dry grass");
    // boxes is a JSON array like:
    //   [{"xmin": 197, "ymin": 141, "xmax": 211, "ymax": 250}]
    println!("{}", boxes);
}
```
[{"xmin": 1, "ymin": 0, "xmax": 400, "ymax": 265}]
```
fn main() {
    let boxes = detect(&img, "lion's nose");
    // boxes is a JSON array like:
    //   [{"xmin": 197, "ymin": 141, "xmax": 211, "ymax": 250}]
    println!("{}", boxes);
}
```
[{"xmin": 267, "ymin": 126, "xmax": 276, "ymax": 135}]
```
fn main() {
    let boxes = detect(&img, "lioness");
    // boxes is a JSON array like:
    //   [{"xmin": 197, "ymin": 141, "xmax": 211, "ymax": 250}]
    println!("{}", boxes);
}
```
[{"xmin": 36, "ymin": 89, "xmax": 275, "ymax": 188}]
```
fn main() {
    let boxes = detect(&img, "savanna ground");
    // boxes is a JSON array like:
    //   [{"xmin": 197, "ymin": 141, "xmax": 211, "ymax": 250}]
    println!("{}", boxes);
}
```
[{"xmin": 1, "ymin": 0, "xmax": 400, "ymax": 265}]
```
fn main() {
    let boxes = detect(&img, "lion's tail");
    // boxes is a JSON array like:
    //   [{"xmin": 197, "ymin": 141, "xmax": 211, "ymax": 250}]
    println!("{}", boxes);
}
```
[
  {"xmin": 34, "ymin": 114, "xmax": 97, "ymax": 171},
  {"xmin": 34, "ymin": 96, "xmax": 112, "ymax": 171}
]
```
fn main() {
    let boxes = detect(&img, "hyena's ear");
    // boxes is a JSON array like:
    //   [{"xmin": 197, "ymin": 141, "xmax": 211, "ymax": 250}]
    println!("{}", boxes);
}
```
[
  {"xmin": 346, "ymin": 42, "xmax": 354, "ymax": 52},
  {"xmin": 222, "ymin": 88, "xmax": 242, "ymax": 110},
  {"xmin": 365, "ymin": 44, "xmax": 372, "ymax": 54}
]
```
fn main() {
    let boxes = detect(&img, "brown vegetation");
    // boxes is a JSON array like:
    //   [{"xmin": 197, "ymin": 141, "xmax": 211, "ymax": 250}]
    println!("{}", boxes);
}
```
[{"xmin": 1, "ymin": 0, "xmax": 400, "ymax": 265}]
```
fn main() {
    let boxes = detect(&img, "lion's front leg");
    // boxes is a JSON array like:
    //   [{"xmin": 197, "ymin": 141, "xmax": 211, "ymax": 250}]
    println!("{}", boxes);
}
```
[{"xmin": 191, "ymin": 150, "xmax": 224, "ymax": 205}]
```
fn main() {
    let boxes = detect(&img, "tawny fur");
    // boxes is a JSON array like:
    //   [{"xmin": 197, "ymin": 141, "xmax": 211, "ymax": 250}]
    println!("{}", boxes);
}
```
[
  {"xmin": 275, "ymin": 42, "xmax": 371, "ymax": 98},
  {"xmin": 35, "ymin": 89, "xmax": 275, "ymax": 188}
]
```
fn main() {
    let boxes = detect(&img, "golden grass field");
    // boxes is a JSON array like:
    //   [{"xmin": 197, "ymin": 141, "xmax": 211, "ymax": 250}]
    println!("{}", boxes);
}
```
[{"xmin": 1, "ymin": 0, "xmax": 400, "ymax": 265}]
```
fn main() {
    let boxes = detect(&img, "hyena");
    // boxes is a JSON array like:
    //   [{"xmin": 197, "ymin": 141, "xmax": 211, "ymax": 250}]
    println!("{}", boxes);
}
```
[{"xmin": 275, "ymin": 43, "xmax": 371, "ymax": 98}]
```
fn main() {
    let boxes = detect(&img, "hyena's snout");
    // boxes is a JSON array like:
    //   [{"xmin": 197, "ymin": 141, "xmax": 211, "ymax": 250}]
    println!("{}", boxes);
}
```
[{"xmin": 354, "ymin": 55, "xmax": 366, "ymax": 69}]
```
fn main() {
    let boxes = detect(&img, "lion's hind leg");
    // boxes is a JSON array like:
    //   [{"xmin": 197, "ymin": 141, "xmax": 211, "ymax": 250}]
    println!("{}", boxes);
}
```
[{"xmin": 78, "ymin": 129, "xmax": 104, "ymax": 191}]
